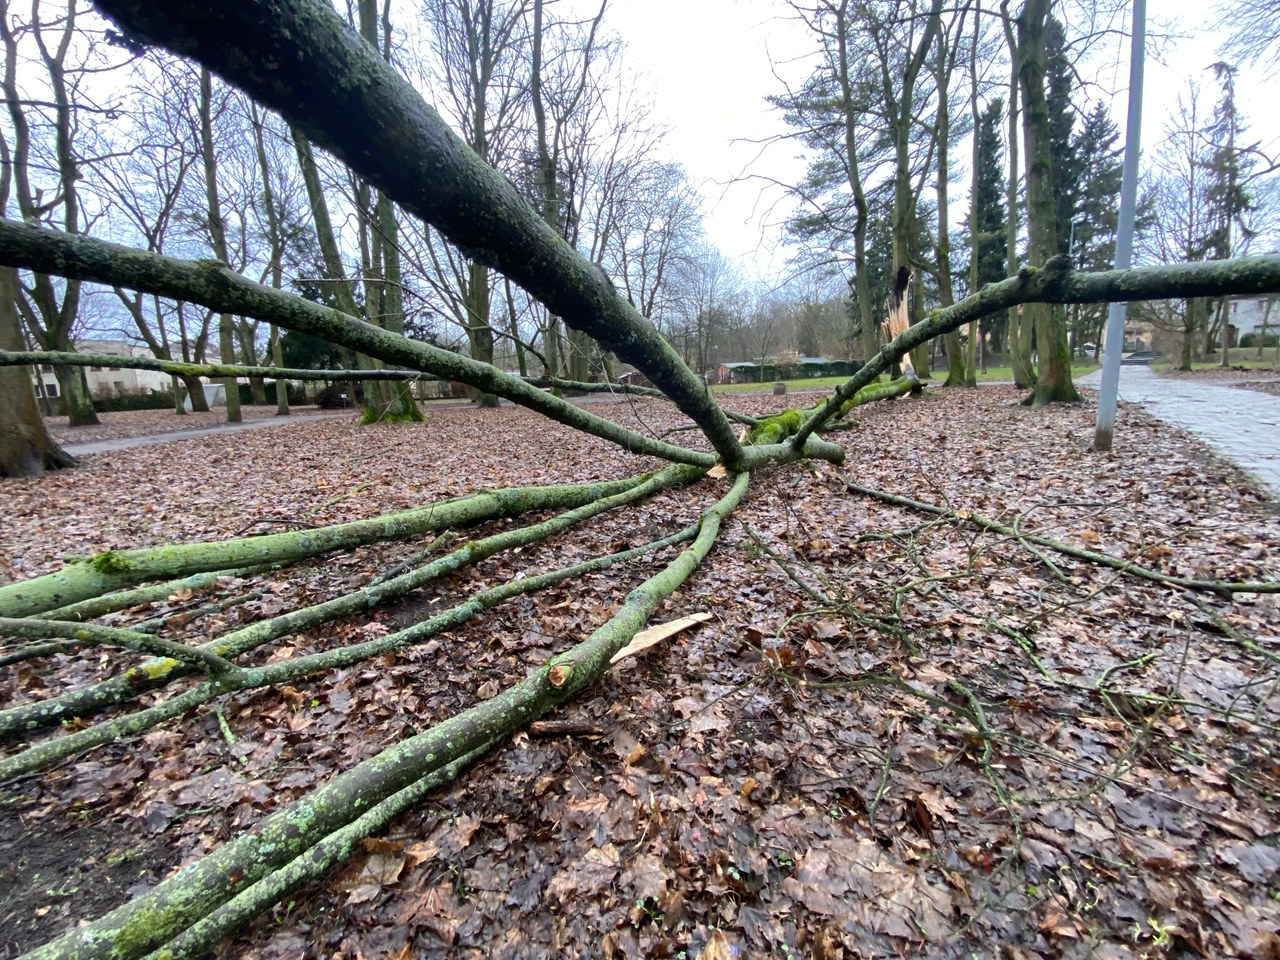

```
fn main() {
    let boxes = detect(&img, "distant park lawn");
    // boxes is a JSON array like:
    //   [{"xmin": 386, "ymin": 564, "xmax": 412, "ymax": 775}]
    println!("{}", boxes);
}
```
[{"xmin": 710, "ymin": 362, "xmax": 1100, "ymax": 394}]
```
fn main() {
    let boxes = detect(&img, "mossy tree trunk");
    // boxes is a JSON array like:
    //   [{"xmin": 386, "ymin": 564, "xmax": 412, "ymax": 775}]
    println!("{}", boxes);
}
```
[
  {"xmin": 0, "ymin": 266, "xmax": 75, "ymax": 477},
  {"xmin": 1015, "ymin": 0, "xmax": 1079, "ymax": 405}
]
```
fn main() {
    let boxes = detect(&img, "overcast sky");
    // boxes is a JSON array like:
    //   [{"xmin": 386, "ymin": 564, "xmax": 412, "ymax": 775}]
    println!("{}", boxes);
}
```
[{"xmin": 593, "ymin": 1, "xmax": 1279, "ymax": 283}]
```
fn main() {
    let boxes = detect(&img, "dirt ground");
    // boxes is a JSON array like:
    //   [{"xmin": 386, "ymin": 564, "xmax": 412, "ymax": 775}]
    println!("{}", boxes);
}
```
[{"xmin": 3, "ymin": 385, "xmax": 1279, "ymax": 959}]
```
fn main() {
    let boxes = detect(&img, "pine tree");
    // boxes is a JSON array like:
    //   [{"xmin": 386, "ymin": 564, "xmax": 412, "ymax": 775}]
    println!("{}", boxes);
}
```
[
  {"xmin": 1070, "ymin": 100, "xmax": 1123, "ymax": 351},
  {"xmin": 1203, "ymin": 63, "xmax": 1257, "ymax": 364},
  {"xmin": 963, "ymin": 98, "xmax": 1008, "ymax": 350},
  {"xmin": 1045, "ymin": 16, "xmax": 1079, "ymax": 257}
]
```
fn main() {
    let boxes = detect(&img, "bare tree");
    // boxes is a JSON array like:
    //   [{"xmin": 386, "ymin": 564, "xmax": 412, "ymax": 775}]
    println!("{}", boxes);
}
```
[
  {"xmin": 1, "ymin": 0, "xmax": 126, "ymax": 425},
  {"xmin": 423, "ymin": 0, "xmax": 533, "ymax": 405}
]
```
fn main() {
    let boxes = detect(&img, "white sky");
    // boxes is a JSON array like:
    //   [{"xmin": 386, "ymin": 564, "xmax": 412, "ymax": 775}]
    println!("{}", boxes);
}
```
[{"xmin": 596, "ymin": 0, "xmax": 1280, "ymax": 283}]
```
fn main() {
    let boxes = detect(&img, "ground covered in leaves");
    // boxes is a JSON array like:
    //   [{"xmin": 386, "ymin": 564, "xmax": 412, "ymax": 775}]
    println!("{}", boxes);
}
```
[
  {"xmin": 2, "ymin": 385, "xmax": 1279, "ymax": 959},
  {"xmin": 43, "ymin": 405, "xmax": 341, "ymax": 445}
]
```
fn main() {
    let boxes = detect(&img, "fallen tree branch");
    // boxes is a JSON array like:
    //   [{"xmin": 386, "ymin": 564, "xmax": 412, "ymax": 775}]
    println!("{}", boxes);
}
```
[
  {"xmin": 20, "ymin": 472, "xmax": 750, "ymax": 960},
  {"xmin": 0, "ymin": 465, "xmax": 704, "ymax": 739},
  {"xmin": 845, "ymin": 481, "xmax": 1280, "ymax": 595},
  {"xmin": 519, "ymin": 374, "xmax": 666, "ymax": 398},
  {"xmin": 39, "ymin": 567, "xmax": 266, "ymax": 623},
  {"xmin": 0, "ymin": 618, "xmax": 242, "ymax": 678},
  {"xmin": 749, "ymin": 375, "xmax": 922, "ymax": 445},
  {"xmin": 0, "ymin": 474, "xmax": 652, "ymax": 618},
  {"xmin": 792, "ymin": 254, "xmax": 1280, "ymax": 449},
  {"xmin": 0, "ymin": 221, "xmax": 717, "ymax": 471},
  {"xmin": 0, "ymin": 521, "xmax": 702, "ymax": 782},
  {"xmin": 132, "ymin": 741, "xmax": 496, "ymax": 960},
  {"xmin": 88, "ymin": 0, "xmax": 748, "ymax": 470},
  {"xmin": 0, "ymin": 349, "xmax": 443, "ymax": 385}
]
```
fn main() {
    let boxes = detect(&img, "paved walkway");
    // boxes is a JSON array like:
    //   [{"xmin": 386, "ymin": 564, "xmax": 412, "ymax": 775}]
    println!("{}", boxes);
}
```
[
  {"xmin": 1078, "ymin": 366, "xmax": 1280, "ymax": 496},
  {"xmin": 60, "ymin": 412, "xmax": 352, "ymax": 456}
]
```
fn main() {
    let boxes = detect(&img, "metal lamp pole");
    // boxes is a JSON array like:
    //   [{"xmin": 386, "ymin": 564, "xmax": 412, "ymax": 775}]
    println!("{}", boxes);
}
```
[{"xmin": 1093, "ymin": 0, "xmax": 1146, "ymax": 452}]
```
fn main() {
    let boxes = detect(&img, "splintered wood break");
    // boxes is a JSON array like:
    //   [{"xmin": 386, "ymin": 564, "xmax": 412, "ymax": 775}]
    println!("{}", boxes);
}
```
[{"xmin": 883, "ymin": 266, "xmax": 916, "ymax": 379}]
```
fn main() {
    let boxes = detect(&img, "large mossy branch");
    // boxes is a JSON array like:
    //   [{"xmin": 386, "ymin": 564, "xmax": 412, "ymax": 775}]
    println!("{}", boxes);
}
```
[
  {"xmin": 0, "ymin": 349, "xmax": 441, "ymax": 384},
  {"xmin": 748, "ymin": 376, "xmax": 922, "ymax": 445},
  {"xmin": 87, "ymin": 0, "xmax": 747, "ymax": 471},
  {"xmin": 0, "ymin": 220, "xmax": 716, "ymax": 470},
  {"xmin": 0, "ymin": 521, "xmax": 702, "ymax": 783},
  {"xmin": 133, "ymin": 742, "xmax": 496, "ymax": 960},
  {"xmin": 22, "ymin": 473, "xmax": 750, "ymax": 960},
  {"xmin": 790, "ymin": 254, "xmax": 1280, "ymax": 449},
  {"xmin": 0, "ymin": 475, "xmax": 650, "ymax": 618},
  {"xmin": 0, "ymin": 465, "xmax": 705, "ymax": 740}
]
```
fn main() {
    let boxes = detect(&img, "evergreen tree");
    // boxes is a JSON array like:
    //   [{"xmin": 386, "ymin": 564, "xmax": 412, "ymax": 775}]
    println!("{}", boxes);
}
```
[
  {"xmin": 962, "ymin": 98, "xmax": 1008, "ymax": 350},
  {"xmin": 1045, "ymin": 16, "xmax": 1079, "ymax": 257},
  {"xmin": 1203, "ymin": 65, "xmax": 1255, "ymax": 263},
  {"xmin": 1070, "ymin": 100, "xmax": 1123, "ymax": 350},
  {"xmin": 1203, "ymin": 63, "xmax": 1257, "ymax": 363}
]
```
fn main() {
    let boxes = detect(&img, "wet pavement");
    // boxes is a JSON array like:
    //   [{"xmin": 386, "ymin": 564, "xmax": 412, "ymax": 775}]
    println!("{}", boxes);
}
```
[
  {"xmin": 1078, "ymin": 366, "xmax": 1280, "ymax": 497},
  {"xmin": 60, "ymin": 412, "xmax": 353, "ymax": 456}
]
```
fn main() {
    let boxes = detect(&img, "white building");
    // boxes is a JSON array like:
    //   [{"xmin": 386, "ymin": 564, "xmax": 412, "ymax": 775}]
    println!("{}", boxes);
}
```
[
  {"xmin": 1228, "ymin": 295, "xmax": 1280, "ymax": 341},
  {"xmin": 31, "ymin": 340, "xmax": 219, "ymax": 401}
]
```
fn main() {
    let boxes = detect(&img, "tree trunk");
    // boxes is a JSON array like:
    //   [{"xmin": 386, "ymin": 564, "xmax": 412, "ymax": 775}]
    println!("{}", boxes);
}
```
[
  {"xmin": 199, "ymin": 69, "xmax": 241, "ymax": 423},
  {"xmin": 964, "ymin": 2, "xmax": 982, "ymax": 387},
  {"xmin": 1016, "ymin": 0, "xmax": 1079, "ymax": 405},
  {"xmin": 835, "ymin": 10, "xmax": 880, "ymax": 367},
  {"xmin": 1180, "ymin": 303, "xmax": 1194, "ymax": 371},
  {"xmin": 179, "ymin": 373, "xmax": 209, "ymax": 412},
  {"xmin": 52, "ymin": 361, "xmax": 96, "ymax": 425},
  {"xmin": 933, "ymin": 21, "xmax": 965, "ymax": 388},
  {"xmin": 0, "ymin": 267, "xmax": 75, "ymax": 476},
  {"xmin": 270, "ymin": 325, "xmax": 289, "ymax": 415},
  {"xmin": 373, "ymin": 190, "xmax": 423, "ymax": 421},
  {"xmin": 466, "ymin": 260, "xmax": 499, "ymax": 407},
  {"xmin": 1001, "ymin": 5, "xmax": 1033, "ymax": 388}
]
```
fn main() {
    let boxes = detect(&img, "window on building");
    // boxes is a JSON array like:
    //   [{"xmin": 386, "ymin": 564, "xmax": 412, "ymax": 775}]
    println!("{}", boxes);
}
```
[
  {"xmin": 40, "ymin": 364, "xmax": 52, "ymax": 372},
  {"xmin": 46, "ymin": 383, "xmax": 58, "ymax": 398},
  {"xmin": 91, "ymin": 365, "xmax": 103, "ymax": 371},
  {"xmin": 108, "ymin": 366, "xmax": 121, "ymax": 371}
]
